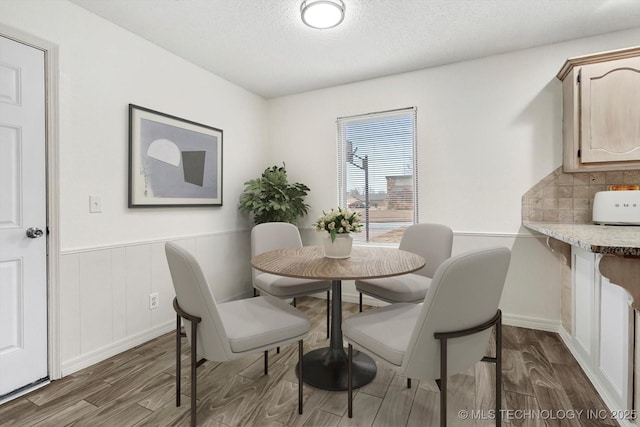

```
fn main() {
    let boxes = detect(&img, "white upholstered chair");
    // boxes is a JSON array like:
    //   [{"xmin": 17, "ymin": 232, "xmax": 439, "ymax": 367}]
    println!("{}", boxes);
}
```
[
  {"xmin": 355, "ymin": 223, "xmax": 453, "ymax": 311},
  {"xmin": 165, "ymin": 242, "xmax": 311, "ymax": 427},
  {"xmin": 252, "ymin": 222, "xmax": 331, "ymax": 337},
  {"xmin": 344, "ymin": 247, "xmax": 511, "ymax": 426}
]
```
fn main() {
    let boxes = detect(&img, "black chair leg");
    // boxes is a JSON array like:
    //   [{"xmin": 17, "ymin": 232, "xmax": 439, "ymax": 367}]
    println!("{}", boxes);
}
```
[
  {"xmin": 175, "ymin": 314, "xmax": 181, "ymax": 407},
  {"xmin": 359, "ymin": 292, "xmax": 363, "ymax": 312},
  {"xmin": 264, "ymin": 350, "xmax": 268, "ymax": 375},
  {"xmin": 293, "ymin": 297, "xmax": 296, "ymax": 307},
  {"xmin": 190, "ymin": 320, "xmax": 198, "ymax": 427},
  {"xmin": 348, "ymin": 344, "xmax": 353, "ymax": 418},
  {"xmin": 433, "ymin": 310, "xmax": 501, "ymax": 427},
  {"xmin": 326, "ymin": 290, "xmax": 330, "ymax": 339},
  {"xmin": 496, "ymin": 317, "xmax": 502, "ymax": 425},
  {"xmin": 298, "ymin": 340, "xmax": 304, "ymax": 414},
  {"xmin": 407, "ymin": 378, "xmax": 411, "ymax": 388},
  {"xmin": 439, "ymin": 338, "xmax": 448, "ymax": 427},
  {"xmin": 173, "ymin": 298, "xmax": 203, "ymax": 427}
]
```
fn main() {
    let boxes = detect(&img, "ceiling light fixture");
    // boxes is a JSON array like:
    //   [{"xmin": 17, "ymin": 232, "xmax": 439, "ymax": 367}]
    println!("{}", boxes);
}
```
[{"xmin": 301, "ymin": 0, "xmax": 345, "ymax": 29}]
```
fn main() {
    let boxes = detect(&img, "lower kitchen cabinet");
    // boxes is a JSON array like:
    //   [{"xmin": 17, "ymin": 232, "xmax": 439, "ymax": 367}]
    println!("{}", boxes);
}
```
[{"xmin": 571, "ymin": 246, "xmax": 633, "ymax": 412}]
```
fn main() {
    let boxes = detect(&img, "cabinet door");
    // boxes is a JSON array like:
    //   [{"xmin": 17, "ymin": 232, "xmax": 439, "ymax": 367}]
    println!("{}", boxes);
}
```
[
  {"xmin": 580, "ymin": 56, "xmax": 640, "ymax": 163},
  {"xmin": 599, "ymin": 274, "xmax": 633, "ymax": 409},
  {"xmin": 573, "ymin": 247, "xmax": 595, "ymax": 361}
]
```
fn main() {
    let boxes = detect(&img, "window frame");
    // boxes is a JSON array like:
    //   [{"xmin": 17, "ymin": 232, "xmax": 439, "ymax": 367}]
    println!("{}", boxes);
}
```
[{"xmin": 336, "ymin": 107, "xmax": 419, "ymax": 245}]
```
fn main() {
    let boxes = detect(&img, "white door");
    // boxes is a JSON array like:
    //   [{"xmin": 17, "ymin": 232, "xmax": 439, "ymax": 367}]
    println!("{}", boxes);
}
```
[{"xmin": 0, "ymin": 35, "xmax": 48, "ymax": 397}]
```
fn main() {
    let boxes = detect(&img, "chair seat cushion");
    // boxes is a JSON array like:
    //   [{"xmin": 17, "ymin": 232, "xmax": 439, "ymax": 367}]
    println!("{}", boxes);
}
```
[
  {"xmin": 255, "ymin": 273, "xmax": 330, "ymax": 298},
  {"xmin": 343, "ymin": 303, "xmax": 421, "ymax": 366},
  {"xmin": 355, "ymin": 274, "xmax": 431, "ymax": 303},
  {"xmin": 218, "ymin": 296, "xmax": 311, "ymax": 353}
]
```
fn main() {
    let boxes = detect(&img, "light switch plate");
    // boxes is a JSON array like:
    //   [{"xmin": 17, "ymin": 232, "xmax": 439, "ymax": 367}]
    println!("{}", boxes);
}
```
[{"xmin": 90, "ymin": 195, "xmax": 102, "ymax": 213}]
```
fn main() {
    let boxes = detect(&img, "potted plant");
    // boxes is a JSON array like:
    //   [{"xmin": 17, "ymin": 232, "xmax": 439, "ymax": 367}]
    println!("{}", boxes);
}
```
[
  {"xmin": 314, "ymin": 207, "xmax": 362, "ymax": 258},
  {"xmin": 238, "ymin": 164, "xmax": 311, "ymax": 224}
]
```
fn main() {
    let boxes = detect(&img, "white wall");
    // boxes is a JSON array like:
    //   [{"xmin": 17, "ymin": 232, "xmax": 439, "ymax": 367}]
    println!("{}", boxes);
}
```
[
  {"xmin": 1, "ymin": 0, "xmax": 266, "ymax": 373},
  {"xmin": 1, "ymin": 0, "xmax": 267, "ymax": 251},
  {"xmin": 268, "ymin": 27, "xmax": 640, "ymax": 233},
  {"xmin": 269, "ymin": 27, "xmax": 640, "ymax": 326}
]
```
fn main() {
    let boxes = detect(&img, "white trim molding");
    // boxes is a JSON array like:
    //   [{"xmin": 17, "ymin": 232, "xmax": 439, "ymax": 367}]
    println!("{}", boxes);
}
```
[
  {"xmin": 61, "ymin": 321, "xmax": 174, "ymax": 377},
  {"xmin": 60, "ymin": 228, "xmax": 250, "ymax": 255},
  {"xmin": 502, "ymin": 313, "xmax": 562, "ymax": 333}
]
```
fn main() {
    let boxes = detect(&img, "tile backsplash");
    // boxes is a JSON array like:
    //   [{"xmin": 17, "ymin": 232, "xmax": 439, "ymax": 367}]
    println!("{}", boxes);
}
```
[{"xmin": 522, "ymin": 167, "xmax": 640, "ymax": 223}]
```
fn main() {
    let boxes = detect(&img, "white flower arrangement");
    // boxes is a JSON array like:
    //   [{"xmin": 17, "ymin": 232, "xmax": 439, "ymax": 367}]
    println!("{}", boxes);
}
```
[{"xmin": 314, "ymin": 207, "xmax": 363, "ymax": 242}]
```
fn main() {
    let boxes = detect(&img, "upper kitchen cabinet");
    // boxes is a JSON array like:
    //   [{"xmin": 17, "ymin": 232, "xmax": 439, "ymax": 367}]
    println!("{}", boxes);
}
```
[{"xmin": 557, "ymin": 47, "xmax": 640, "ymax": 172}]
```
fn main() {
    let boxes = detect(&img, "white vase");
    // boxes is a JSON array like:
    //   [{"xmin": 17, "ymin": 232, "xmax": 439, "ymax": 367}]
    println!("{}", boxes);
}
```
[{"xmin": 323, "ymin": 234, "xmax": 353, "ymax": 259}]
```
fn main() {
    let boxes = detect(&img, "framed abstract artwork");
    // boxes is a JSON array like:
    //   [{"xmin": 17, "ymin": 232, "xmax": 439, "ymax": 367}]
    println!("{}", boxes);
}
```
[{"xmin": 128, "ymin": 104, "xmax": 223, "ymax": 207}]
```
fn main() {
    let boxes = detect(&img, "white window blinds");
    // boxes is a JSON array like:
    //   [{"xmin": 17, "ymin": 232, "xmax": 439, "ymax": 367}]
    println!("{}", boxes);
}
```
[{"xmin": 337, "ymin": 107, "xmax": 418, "ymax": 244}]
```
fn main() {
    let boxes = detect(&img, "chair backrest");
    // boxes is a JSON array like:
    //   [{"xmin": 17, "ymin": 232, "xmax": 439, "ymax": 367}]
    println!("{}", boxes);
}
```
[
  {"xmin": 399, "ymin": 223, "xmax": 453, "ymax": 278},
  {"xmin": 165, "ymin": 242, "xmax": 233, "ymax": 361},
  {"xmin": 401, "ymin": 246, "xmax": 511, "ymax": 380},
  {"xmin": 251, "ymin": 222, "xmax": 303, "ymax": 282}
]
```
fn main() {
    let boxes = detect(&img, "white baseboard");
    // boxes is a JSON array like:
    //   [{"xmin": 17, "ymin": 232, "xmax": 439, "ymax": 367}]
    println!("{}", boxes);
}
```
[
  {"xmin": 342, "ymin": 292, "xmax": 389, "ymax": 307},
  {"xmin": 60, "ymin": 320, "xmax": 174, "ymax": 377},
  {"xmin": 501, "ymin": 313, "xmax": 562, "ymax": 332},
  {"xmin": 318, "ymin": 292, "xmax": 564, "ymax": 332}
]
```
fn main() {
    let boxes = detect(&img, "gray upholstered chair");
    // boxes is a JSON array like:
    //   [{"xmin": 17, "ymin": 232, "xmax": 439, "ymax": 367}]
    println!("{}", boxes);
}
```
[
  {"xmin": 252, "ymin": 222, "xmax": 331, "ymax": 337},
  {"xmin": 344, "ymin": 247, "xmax": 511, "ymax": 426},
  {"xmin": 165, "ymin": 242, "xmax": 311, "ymax": 427},
  {"xmin": 355, "ymin": 223, "xmax": 453, "ymax": 311}
]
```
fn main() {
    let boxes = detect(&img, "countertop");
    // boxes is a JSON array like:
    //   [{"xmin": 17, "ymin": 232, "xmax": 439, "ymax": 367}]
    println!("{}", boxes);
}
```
[{"xmin": 524, "ymin": 222, "xmax": 640, "ymax": 256}]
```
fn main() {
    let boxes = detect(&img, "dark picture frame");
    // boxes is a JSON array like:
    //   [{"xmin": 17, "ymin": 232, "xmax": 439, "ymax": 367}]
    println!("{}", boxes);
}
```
[{"xmin": 128, "ymin": 104, "xmax": 223, "ymax": 207}]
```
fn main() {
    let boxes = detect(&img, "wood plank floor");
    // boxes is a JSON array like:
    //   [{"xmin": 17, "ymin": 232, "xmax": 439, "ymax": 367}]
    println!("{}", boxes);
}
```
[{"xmin": 0, "ymin": 297, "xmax": 619, "ymax": 426}]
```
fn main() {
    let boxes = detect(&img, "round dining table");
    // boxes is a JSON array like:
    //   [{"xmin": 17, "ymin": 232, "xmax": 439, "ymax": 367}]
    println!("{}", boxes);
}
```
[{"xmin": 251, "ymin": 245, "xmax": 425, "ymax": 391}]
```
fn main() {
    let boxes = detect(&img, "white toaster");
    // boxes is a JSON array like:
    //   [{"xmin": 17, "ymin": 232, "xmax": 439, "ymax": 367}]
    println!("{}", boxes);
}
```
[{"xmin": 592, "ymin": 190, "xmax": 640, "ymax": 225}]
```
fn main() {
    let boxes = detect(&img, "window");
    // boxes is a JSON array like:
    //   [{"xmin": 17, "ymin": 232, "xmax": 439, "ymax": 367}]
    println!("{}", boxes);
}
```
[{"xmin": 337, "ymin": 107, "xmax": 418, "ymax": 244}]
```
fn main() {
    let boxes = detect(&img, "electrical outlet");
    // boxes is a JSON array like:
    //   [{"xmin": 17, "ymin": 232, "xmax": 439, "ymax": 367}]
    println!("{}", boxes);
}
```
[{"xmin": 149, "ymin": 293, "xmax": 159, "ymax": 310}]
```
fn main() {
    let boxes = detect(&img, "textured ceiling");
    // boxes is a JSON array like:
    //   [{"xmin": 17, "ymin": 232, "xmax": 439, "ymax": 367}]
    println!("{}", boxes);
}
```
[{"xmin": 69, "ymin": 0, "xmax": 640, "ymax": 99}]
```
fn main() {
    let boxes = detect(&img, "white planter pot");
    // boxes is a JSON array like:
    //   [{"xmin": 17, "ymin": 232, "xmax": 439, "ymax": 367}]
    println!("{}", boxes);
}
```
[{"xmin": 323, "ymin": 234, "xmax": 353, "ymax": 259}]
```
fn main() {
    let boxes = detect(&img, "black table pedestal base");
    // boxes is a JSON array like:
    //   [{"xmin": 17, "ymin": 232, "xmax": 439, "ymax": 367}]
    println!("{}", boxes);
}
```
[{"xmin": 300, "ymin": 347, "xmax": 377, "ymax": 391}]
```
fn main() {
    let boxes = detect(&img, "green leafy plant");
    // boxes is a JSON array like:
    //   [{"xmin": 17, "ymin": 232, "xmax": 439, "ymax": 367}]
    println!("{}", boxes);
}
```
[{"xmin": 238, "ymin": 164, "xmax": 311, "ymax": 224}]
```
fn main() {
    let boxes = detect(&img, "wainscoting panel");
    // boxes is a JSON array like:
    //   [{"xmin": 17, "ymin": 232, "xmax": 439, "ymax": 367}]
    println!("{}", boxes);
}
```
[
  {"xmin": 78, "ymin": 250, "xmax": 113, "ymax": 355},
  {"xmin": 301, "ymin": 227, "xmax": 563, "ymax": 332},
  {"xmin": 111, "ymin": 247, "xmax": 127, "ymax": 342},
  {"xmin": 59, "ymin": 252, "xmax": 80, "ymax": 363},
  {"xmin": 150, "ymin": 241, "xmax": 175, "ymax": 327},
  {"xmin": 59, "ymin": 230, "xmax": 252, "ymax": 376},
  {"xmin": 439, "ymin": 231, "xmax": 561, "ymax": 331},
  {"xmin": 58, "ymin": 228, "xmax": 560, "ymax": 377},
  {"xmin": 124, "ymin": 244, "xmax": 153, "ymax": 337}
]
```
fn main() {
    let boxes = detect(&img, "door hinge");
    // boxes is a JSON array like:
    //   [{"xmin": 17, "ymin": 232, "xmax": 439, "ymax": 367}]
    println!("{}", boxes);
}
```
[
  {"xmin": 577, "ymin": 73, "xmax": 581, "ymax": 84},
  {"xmin": 577, "ymin": 149, "xmax": 581, "ymax": 158}
]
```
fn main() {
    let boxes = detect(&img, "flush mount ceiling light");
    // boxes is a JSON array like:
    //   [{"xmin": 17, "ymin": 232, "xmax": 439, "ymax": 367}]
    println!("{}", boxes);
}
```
[{"xmin": 301, "ymin": 0, "xmax": 345, "ymax": 29}]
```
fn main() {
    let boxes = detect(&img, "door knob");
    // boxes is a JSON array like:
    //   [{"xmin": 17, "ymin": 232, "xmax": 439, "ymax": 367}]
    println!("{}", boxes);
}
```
[{"xmin": 26, "ymin": 227, "xmax": 44, "ymax": 238}]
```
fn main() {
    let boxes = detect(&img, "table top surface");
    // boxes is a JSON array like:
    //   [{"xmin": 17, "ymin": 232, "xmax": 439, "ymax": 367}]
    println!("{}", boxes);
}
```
[{"xmin": 251, "ymin": 246, "xmax": 426, "ymax": 281}]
